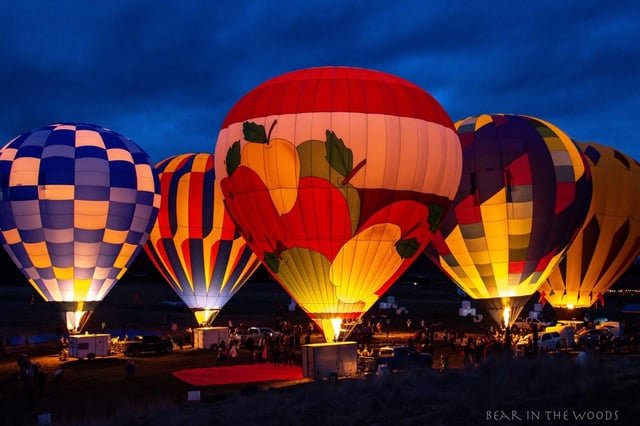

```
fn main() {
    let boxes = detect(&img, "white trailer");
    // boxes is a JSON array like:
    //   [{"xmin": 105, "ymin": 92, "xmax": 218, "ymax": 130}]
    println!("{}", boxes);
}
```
[
  {"xmin": 193, "ymin": 326, "xmax": 229, "ymax": 350},
  {"xmin": 301, "ymin": 342, "xmax": 357, "ymax": 380},
  {"xmin": 68, "ymin": 334, "xmax": 111, "ymax": 359}
]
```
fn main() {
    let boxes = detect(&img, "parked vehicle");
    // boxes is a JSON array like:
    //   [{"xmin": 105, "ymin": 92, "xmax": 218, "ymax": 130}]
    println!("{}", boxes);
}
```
[
  {"xmin": 596, "ymin": 321, "xmax": 622, "ymax": 338},
  {"xmin": 193, "ymin": 327, "xmax": 229, "ymax": 350},
  {"xmin": 544, "ymin": 325, "xmax": 575, "ymax": 349},
  {"xmin": 115, "ymin": 335, "xmax": 174, "ymax": 356},
  {"xmin": 68, "ymin": 334, "xmax": 111, "ymax": 360},
  {"xmin": 514, "ymin": 317, "xmax": 553, "ymax": 330},
  {"xmin": 358, "ymin": 346, "xmax": 432, "ymax": 374},
  {"xmin": 302, "ymin": 342, "xmax": 358, "ymax": 380},
  {"xmin": 231, "ymin": 326, "xmax": 279, "ymax": 348},
  {"xmin": 574, "ymin": 328, "xmax": 612, "ymax": 349},
  {"xmin": 556, "ymin": 319, "xmax": 583, "ymax": 328},
  {"xmin": 515, "ymin": 331, "xmax": 562, "ymax": 354}
]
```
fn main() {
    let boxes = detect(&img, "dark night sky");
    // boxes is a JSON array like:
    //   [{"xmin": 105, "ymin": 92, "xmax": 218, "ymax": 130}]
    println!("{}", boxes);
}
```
[{"xmin": 0, "ymin": 1, "xmax": 638, "ymax": 163}]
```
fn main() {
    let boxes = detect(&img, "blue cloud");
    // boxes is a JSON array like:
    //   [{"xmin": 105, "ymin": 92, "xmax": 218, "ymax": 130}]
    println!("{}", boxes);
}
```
[{"xmin": 0, "ymin": 0, "xmax": 638, "ymax": 162}]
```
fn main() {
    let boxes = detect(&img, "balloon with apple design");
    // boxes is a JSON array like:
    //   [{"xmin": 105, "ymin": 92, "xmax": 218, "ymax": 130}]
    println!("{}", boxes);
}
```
[{"xmin": 216, "ymin": 67, "xmax": 462, "ymax": 342}]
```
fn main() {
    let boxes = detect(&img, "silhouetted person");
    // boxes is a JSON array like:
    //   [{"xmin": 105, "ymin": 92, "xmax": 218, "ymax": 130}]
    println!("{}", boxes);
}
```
[
  {"xmin": 17, "ymin": 353, "xmax": 29, "ymax": 374},
  {"xmin": 439, "ymin": 355, "xmax": 448, "ymax": 373},
  {"xmin": 125, "ymin": 359, "xmax": 136, "ymax": 378}
]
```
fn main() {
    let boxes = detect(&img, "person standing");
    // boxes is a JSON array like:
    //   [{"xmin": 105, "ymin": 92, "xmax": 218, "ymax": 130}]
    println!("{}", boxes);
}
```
[
  {"xmin": 59, "ymin": 337, "xmax": 69, "ymax": 361},
  {"xmin": 439, "ymin": 355, "xmax": 448, "ymax": 373},
  {"xmin": 125, "ymin": 359, "xmax": 136, "ymax": 378},
  {"xmin": 229, "ymin": 345, "xmax": 238, "ymax": 365}
]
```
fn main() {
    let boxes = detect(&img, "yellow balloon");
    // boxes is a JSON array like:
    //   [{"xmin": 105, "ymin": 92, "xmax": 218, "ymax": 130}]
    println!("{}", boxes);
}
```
[
  {"xmin": 540, "ymin": 142, "xmax": 640, "ymax": 309},
  {"xmin": 425, "ymin": 114, "xmax": 592, "ymax": 326}
]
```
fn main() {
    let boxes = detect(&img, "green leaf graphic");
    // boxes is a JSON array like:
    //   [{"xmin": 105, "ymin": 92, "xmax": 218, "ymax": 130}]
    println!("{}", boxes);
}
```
[
  {"xmin": 243, "ymin": 121, "xmax": 267, "ymax": 143},
  {"xmin": 427, "ymin": 203, "xmax": 445, "ymax": 232},
  {"xmin": 264, "ymin": 252, "xmax": 280, "ymax": 273},
  {"xmin": 325, "ymin": 130, "xmax": 353, "ymax": 176},
  {"xmin": 395, "ymin": 238, "xmax": 420, "ymax": 259},
  {"xmin": 226, "ymin": 141, "xmax": 241, "ymax": 176}
]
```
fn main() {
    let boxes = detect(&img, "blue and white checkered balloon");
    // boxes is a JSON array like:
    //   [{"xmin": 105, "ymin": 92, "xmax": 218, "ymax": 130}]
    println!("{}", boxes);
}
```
[{"xmin": 0, "ymin": 123, "xmax": 160, "ymax": 314}]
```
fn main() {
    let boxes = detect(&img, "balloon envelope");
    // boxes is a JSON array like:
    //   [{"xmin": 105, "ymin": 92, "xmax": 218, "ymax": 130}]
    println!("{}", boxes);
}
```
[
  {"xmin": 215, "ymin": 66, "xmax": 462, "ymax": 341},
  {"xmin": 0, "ymin": 123, "xmax": 160, "ymax": 331},
  {"xmin": 425, "ymin": 114, "xmax": 592, "ymax": 325},
  {"xmin": 144, "ymin": 153, "xmax": 260, "ymax": 325},
  {"xmin": 540, "ymin": 142, "xmax": 640, "ymax": 309}
]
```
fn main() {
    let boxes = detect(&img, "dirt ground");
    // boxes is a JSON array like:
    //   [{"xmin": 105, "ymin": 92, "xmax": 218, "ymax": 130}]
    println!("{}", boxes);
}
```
[
  {"xmin": 0, "ymin": 266, "xmax": 470, "ymax": 425},
  {"xmin": 1, "ymin": 258, "xmax": 640, "ymax": 425}
]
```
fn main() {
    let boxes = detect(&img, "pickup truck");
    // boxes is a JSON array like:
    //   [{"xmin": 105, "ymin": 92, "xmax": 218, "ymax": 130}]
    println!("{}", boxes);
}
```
[
  {"xmin": 116, "ymin": 336, "xmax": 174, "ymax": 356},
  {"xmin": 358, "ymin": 346, "xmax": 433, "ymax": 374}
]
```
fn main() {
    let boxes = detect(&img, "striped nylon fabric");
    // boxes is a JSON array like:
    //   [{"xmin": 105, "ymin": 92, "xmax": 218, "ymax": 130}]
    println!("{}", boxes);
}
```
[
  {"xmin": 0, "ymin": 123, "xmax": 160, "ymax": 303},
  {"xmin": 215, "ymin": 66, "xmax": 462, "ymax": 341},
  {"xmin": 426, "ymin": 114, "xmax": 592, "ymax": 301},
  {"xmin": 144, "ymin": 153, "xmax": 260, "ymax": 315},
  {"xmin": 540, "ymin": 143, "xmax": 640, "ymax": 309}
]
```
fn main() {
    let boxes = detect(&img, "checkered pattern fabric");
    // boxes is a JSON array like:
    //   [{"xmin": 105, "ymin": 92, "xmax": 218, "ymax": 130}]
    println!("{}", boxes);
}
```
[
  {"xmin": 0, "ymin": 123, "xmax": 161, "ymax": 302},
  {"xmin": 144, "ymin": 153, "xmax": 259, "ymax": 313},
  {"xmin": 426, "ymin": 114, "xmax": 592, "ymax": 300}
]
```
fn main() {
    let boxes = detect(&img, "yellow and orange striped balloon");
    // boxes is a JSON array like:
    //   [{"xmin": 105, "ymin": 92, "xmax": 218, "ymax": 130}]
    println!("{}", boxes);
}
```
[
  {"xmin": 540, "ymin": 143, "xmax": 640, "ymax": 309},
  {"xmin": 144, "ymin": 153, "xmax": 260, "ymax": 326}
]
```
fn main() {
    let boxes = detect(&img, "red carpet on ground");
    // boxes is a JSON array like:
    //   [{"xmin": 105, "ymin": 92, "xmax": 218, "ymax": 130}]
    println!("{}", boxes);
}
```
[{"xmin": 173, "ymin": 363, "xmax": 304, "ymax": 386}]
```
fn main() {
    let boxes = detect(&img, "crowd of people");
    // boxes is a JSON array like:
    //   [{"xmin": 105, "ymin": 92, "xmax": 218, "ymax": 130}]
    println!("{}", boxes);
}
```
[
  {"xmin": 10, "ymin": 311, "xmax": 640, "ymax": 396},
  {"xmin": 213, "ymin": 320, "xmax": 309, "ymax": 366},
  {"xmin": 15, "ymin": 353, "xmax": 57, "ymax": 407}
]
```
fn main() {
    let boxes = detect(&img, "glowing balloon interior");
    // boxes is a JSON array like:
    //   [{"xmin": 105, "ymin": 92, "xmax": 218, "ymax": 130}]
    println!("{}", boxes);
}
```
[
  {"xmin": 216, "ymin": 66, "xmax": 462, "ymax": 341},
  {"xmin": 425, "ymin": 114, "xmax": 592, "ymax": 326},
  {"xmin": 0, "ymin": 123, "xmax": 160, "ymax": 332},
  {"xmin": 144, "ymin": 153, "xmax": 260, "ymax": 326},
  {"xmin": 540, "ymin": 143, "xmax": 640, "ymax": 309}
]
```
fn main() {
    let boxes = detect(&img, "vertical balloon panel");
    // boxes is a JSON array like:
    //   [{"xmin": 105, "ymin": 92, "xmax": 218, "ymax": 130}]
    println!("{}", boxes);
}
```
[
  {"xmin": 215, "ymin": 67, "xmax": 462, "ymax": 341},
  {"xmin": 540, "ymin": 143, "xmax": 640, "ymax": 309},
  {"xmin": 0, "ymin": 123, "xmax": 160, "ymax": 332},
  {"xmin": 425, "ymin": 114, "xmax": 592, "ymax": 326},
  {"xmin": 144, "ymin": 153, "xmax": 260, "ymax": 326}
]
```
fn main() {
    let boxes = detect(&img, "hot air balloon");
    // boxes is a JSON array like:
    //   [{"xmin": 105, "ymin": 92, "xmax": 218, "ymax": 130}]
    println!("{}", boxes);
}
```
[
  {"xmin": 144, "ymin": 153, "xmax": 260, "ymax": 326},
  {"xmin": 425, "ymin": 114, "xmax": 592, "ymax": 327},
  {"xmin": 539, "ymin": 142, "xmax": 640, "ymax": 314},
  {"xmin": 215, "ymin": 66, "xmax": 462, "ymax": 342},
  {"xmin": 0, "ymin": 123, "xmax": 160, "ymax": 333}
]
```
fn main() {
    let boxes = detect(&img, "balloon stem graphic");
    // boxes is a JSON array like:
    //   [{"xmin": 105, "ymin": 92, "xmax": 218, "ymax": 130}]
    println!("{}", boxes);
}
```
[
  {"xmin": 266, "ymin": 120, "xmax": 278, "ymax": 146},
  {"xmin": 341, "ymin": 159, "xmax": 367, "ymax": 185},
  {"xmin": 398, "ymin": 222, "xmax": 421, "ymax": 242}
]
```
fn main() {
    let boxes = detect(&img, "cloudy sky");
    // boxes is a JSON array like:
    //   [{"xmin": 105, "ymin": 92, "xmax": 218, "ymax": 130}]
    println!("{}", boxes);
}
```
[{"xmin": 0, "ymin": 1, "xmax": 637, "ymax": 163}]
